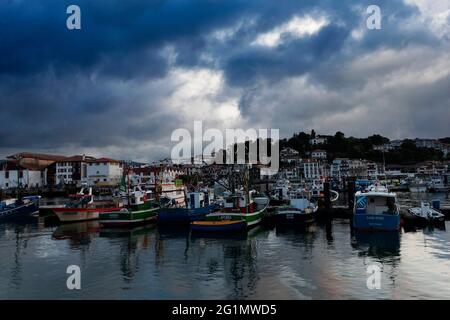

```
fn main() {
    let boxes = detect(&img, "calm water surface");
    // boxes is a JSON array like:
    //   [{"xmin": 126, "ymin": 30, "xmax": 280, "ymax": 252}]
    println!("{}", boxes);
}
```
[{"xmin": 0, "ymin": 193, "xmax": 449, "ymax": 300}]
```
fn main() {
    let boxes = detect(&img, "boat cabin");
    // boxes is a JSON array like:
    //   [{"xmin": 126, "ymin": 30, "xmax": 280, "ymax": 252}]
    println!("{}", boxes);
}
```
[
  {"xmin": 222, "ymin": 190, "xmax": 256, "ymax": 212},
  {"xmin": 288, "ymin": 189, "xmax": 313, "ymax": 211},
  {"xmin": 354, "ymin": 188, "xmax": 398, "ymax": 216},
  {"xmin": 186, "ymin": 191, "xmax": 210, "ymax": 209}
]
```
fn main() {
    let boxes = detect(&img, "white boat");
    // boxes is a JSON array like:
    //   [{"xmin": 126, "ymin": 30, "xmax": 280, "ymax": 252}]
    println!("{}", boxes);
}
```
[
  {"xmin": 353, "ymin": 184, "xmax": 400, "ymax": 231},
  {"xmin": 275, "ymin": 188, "xmax": 318, "ymax": 225},
  {"xmin": 408, "ymin": 202, "xmax": 445, "ymax": 224}
]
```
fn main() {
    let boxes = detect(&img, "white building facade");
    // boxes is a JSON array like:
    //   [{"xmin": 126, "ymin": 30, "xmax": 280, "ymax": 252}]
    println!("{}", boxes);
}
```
[
  {"xmin": 0, "ymin": 162, "xmax": 44, "ymax": 189},
  {"xmin": 86, "ymin": 159, "xmax": 123, "ymax": 186}
]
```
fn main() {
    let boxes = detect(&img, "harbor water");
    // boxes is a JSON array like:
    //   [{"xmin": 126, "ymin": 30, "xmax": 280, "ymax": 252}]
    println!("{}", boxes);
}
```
[{"xmin": 0, "ymin": 193, "xmax": 449, "ymax": 300}]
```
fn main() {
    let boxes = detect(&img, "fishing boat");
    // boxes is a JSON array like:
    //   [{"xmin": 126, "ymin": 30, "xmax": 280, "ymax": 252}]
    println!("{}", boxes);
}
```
[
  {"xmin": 353, "ymin": 184, "xmax": 400, "ymax": 231},
  {"xmin": 99, "ymin": 187, "xmax": 161, "ymax": 227},
  {"xmin": 191, "ymin": 190, "xmax": 269, "ymax": 232},
  {"xmin": 274, "ymin": 188, "xmax": 318, "ymax": 226},
  {"xmin": 40, "ymin": 187, "xmax": 94, "ymax": 216},
  {"xmin": 0, "ymin": 196, "xmax": 41, "ymax": 221},
  {"xmin": 158, "ymin": 190, "xmax": 218, "ymax": 224},
  {"xmin": 268, "ymin": 179, "xmax": 291, "ymax": 206},
  {"xmin": 407, "ymin": 202, "xmax": 445, "ymax": 225},
  {"xmin": 52, "ymin": 189, "xmax": 121, "ymax": 223}
]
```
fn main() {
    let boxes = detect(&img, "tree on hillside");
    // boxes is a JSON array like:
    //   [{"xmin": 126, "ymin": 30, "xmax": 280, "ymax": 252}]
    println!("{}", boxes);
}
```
[{"xmin": 368, "ymin": 134, "xmax": 390, "ymax": 146}]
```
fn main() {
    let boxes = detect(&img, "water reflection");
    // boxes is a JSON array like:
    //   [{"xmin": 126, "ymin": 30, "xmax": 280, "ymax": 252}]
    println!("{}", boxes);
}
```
[
  {"xmin": 351, "ymin": 231, "xmax": 401, "ymax": 258},
  {"xmin": 52, "ymin": 221, "xmax": 100, "ymax": 241},
  {"xmin": 0, "ymin": 215, "xmax": 449, "ymax": 299}
]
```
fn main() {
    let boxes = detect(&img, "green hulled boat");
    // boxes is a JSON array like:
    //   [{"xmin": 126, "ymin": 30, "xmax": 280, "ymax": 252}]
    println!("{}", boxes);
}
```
[
  {"xmin": 99, "ymin": 186, "xmax": 160, "ymax": 227},
  {"xmin": 191, "ymin": 190, "xmax": 269, "ymax": 232}
]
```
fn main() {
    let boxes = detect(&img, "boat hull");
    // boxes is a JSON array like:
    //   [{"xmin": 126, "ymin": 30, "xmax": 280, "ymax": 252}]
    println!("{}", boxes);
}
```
[
  {"xmin": 353, "ymin": 213, "xmax": 400, "ymax": 231},
  {"xmin": 191, "ymin": 205, "xmax": 268, "ymax": 232},
  {"xmin": 158, "ymin": 203, "xmax": 218, "ymax": 224},
  {"xmin": 275, "ymin": 211, "xmax": 315, "ymax": 225},
  {"xmin": 99, "ymin": 204, "xmax": 159, "ymax": 227},
  {"xmin": 0, "ymin": 201, "xmax": 39, "ymax": 221},
  {"xmin": 406, "ymin": 209, "xmax": 445, "ymax": 226},
  {"xmin": 191, "ymin": 220, "xmax": 246, "ymax": 232},
  {"xmin": 53, "ymin": 207, "xmax": 117, "ymax": 223}
]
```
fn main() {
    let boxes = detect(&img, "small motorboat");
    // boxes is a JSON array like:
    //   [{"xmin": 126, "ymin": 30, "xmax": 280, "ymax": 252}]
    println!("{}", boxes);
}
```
[
  {"xmin": 275, "ymin": 188, "xmax": 318, "ymax": 226},
  {"xmin": 0, "ymin": 196, "xmax": 41, "ymax": 221},
  {"xmin": 408, "ymin": 202, "xmax": 445, "ymax": 225},
  {"xmin": 353, "ymin": 183, "xmax": 400, "ymax": 231}
]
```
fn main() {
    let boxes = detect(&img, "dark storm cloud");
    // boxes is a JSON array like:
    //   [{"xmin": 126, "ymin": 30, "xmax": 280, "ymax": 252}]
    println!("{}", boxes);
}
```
[{"xmin": 0, "ymin": 0, "xmax": 448, "ymax": 160}]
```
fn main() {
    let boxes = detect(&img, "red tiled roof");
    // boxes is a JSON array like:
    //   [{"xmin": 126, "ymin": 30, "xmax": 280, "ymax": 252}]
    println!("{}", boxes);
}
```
[
  {"xmin": 1, "ymin": 160, "xmax": 42, "ymax": 171},
  {"xmin": 60, "ymin": 155, "xmax": 97, "ymax": 162},
  {"xmin": 87, "ymin": 157, "xmax": 122, "ymax": 164},
  {"xmin": 7, "ymin": 152, "xmax": 68, "ymax": 161}
]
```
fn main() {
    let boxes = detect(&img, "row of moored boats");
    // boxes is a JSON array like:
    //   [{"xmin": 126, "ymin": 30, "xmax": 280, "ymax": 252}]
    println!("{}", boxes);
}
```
[{"xmin": 0, "ymin": 180, "xmax": 446, "ymax": 232}]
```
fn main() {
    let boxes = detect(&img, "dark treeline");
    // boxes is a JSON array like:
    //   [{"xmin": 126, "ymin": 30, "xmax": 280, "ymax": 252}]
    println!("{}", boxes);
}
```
[{"xmin": 280, "ymin": 131, "xmax": 448, "ymax": 165}]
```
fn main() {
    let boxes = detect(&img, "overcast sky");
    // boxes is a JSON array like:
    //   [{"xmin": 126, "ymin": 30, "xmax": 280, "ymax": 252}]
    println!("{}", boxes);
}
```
[{"xmin": 0, "ymin": 0, "xmax": 449, "ymax": 162}]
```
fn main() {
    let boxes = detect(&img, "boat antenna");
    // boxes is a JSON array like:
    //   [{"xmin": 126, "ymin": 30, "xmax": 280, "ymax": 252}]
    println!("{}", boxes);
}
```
[{"xmin": 383, "ymin": 150, "xmax": 387, "ymax": 187}]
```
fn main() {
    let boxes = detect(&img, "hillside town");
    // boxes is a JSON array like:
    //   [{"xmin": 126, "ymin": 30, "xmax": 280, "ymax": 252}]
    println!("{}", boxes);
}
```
[{"xmin": 1, "ymin": 132, "xmax": 450, "ymax": 194}]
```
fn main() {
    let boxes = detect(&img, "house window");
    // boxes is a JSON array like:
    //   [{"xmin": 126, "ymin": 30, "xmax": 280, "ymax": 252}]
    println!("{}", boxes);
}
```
[
  {"xmin": 19, "ymin": 171, "xmax": 23, "ymax": 178},
  {"xmin": 5, "ymin": 171, "xmax": 9, "ymax": 179},
  {"xmin": 5, "ymin": 183, "xmax": 8, "ymax": 187}
]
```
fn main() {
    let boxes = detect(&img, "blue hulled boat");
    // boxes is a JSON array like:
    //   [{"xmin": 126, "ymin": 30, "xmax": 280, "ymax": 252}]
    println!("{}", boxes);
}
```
[
  {"xmin": 353, "ymin": 184, "xmax": 400, "ymax": 231},
  {"xmin": 158, "ymin": 191, "xmax": 218, "ymax": 224},
  {"xmin": 0, "ymin": 196, "xmax": 41, "ymax": 221}
]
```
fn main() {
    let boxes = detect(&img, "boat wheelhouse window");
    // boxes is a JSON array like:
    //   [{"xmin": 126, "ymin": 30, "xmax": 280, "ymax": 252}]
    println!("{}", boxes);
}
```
[{"xmin": 386, "ymin": 197, "xmax": 396, "ymax": 212}]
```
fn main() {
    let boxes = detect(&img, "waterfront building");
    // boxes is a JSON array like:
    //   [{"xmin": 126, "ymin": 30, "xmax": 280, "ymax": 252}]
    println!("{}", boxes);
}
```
[
  {"xmin": 0, "ymin": 153, "xmax": 68, "ymax": 189},
  {"xmin": 0, "ymin": 160, "xmax": 45, "ymax": 189},
  {"xmin": 55, "ymin": 155, "xmax": 96, "ymax": 186},
  {"xmin": 86, "ymin": 158, "xmax": 123, "ymax": 186}
]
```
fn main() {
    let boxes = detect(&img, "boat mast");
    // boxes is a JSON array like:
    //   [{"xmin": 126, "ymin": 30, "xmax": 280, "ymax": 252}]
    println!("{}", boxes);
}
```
[
  {"xmin": 244, "ymin": 165, "xmax": 250, "ymax": 214},
  {"xmin": 127, "ymin": 165, "xmax": 131, "ymax": 207}
]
